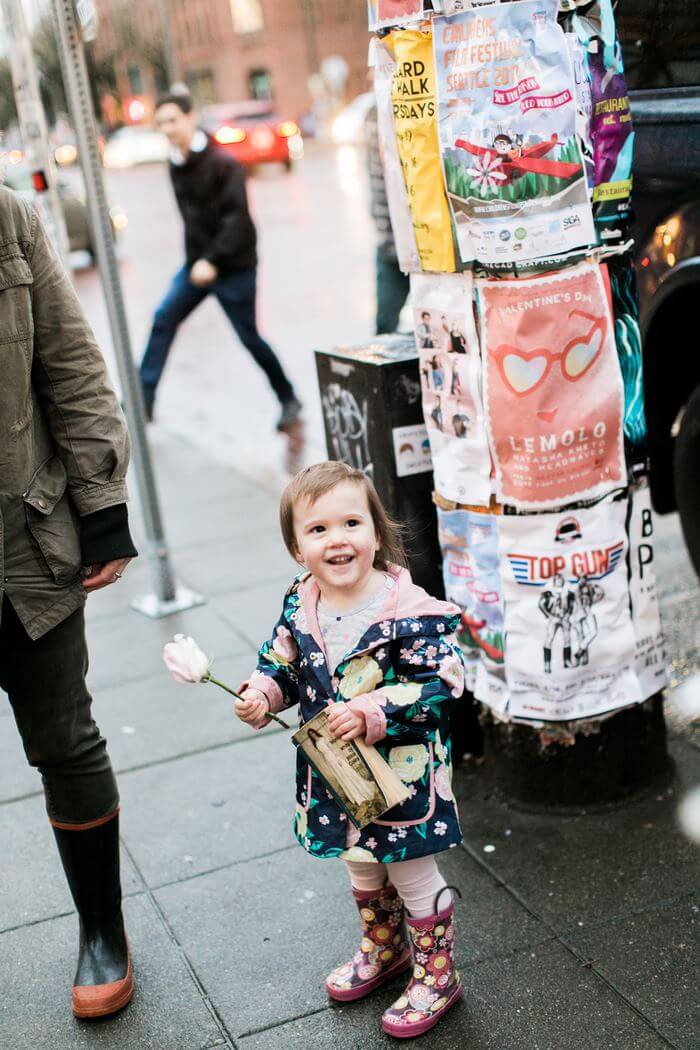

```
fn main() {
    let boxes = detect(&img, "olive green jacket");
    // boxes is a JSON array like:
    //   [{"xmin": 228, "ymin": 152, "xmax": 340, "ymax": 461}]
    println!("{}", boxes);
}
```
[{"xmin": 0, "ymin": 187, "xmax": 131, "ymax": 639}]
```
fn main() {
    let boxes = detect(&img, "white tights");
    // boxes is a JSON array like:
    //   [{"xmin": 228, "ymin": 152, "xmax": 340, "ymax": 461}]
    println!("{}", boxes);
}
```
[{"xmin": 345, "ymin": 856, "xmax": 449, "ymax": 919}]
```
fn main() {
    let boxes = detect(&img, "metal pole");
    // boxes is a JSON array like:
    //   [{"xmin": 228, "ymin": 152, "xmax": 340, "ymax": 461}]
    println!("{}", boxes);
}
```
[
  {"xmin": 156, "ymin": 0, "xmax": 181, "ymax": 86},
  {"xmin": 49, "ymin": 0, "xmax": 203, "ymax": 618},
  {"xmin": 1, "ymin": 0, "xmax": 69, "ymax": 261}
]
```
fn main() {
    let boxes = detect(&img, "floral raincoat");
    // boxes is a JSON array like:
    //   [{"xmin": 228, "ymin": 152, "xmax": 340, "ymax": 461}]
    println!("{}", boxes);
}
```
[{"xmin": 247, "ymin": 566, "xmax": 466, "ymax": 864}]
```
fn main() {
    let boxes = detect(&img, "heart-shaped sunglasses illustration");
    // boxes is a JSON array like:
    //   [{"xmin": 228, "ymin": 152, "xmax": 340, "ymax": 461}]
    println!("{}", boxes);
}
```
[{"xmin": 493, "ymin": 310, "xmax": 607, "ymax": 397}]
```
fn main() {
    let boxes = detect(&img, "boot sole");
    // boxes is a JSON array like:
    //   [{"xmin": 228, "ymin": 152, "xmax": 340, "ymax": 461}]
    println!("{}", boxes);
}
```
[
  {"xmin": 327, "ymin": 952, "xmax": 412, "ymax": 1003},
  {"xmin": 72, "ymin": 958, "xmax": 134, "ymax": 1019},
  {"xmin": 382, "ymin": 983, "xmax": 463, "ymax": 1038}
]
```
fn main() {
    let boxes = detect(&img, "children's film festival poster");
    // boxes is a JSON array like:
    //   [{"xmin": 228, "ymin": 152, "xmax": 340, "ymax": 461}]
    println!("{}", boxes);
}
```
[
  {"xmin": 498, "ymin": 501, "xmax": 642, "ymax": 721},
  {"xmin": 478, "ymin": 262, "xmax": 626, "ymax": 510},
  {"xmin": 433, "ymin": 0, "xmax": 595, "ymax": 265},
  {"xmin": 411, "ymin": 272, "xmax": 492, "ymax": 505},
  {"xmin": 437, "ymin": 507, "xmax": 508, "ymax": 713}
]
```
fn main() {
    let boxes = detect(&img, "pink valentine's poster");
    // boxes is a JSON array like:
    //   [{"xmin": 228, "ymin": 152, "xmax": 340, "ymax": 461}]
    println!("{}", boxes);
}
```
[{"xmin": 478, "ymin": 262, "xmax": 625, "ymax": 509}]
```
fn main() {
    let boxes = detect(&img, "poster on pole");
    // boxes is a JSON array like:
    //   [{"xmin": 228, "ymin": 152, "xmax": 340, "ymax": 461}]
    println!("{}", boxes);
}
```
[
  {"xmin": 411, "ymin": 272, "xmax": 492, "ymax": 504},
  {"xmin": 478, "ymin": 262, "xmax": 626, "ymax": 510},
  {"xmin": 438, "ymin": 506, "xmax": 507, "ymax": 712},
  {"xmin": 369, "ymin": 0, "xmax": 428, "ymax": 31},
  {"xmin": 498, "ymin": 500, "xmax": 641, "ymax": 721},
  {"xmin": 371, "ymin": 38, "xmax": 422, "ymax": 273},
  {"xmin": 628, "ymin": 484, "xmax": 668, "ymax": 699},
  {"xmin": 433, "ymin": 0, "xmax": 595, "ymax": 266},
  {"xmin": 390, "ymin": 27, "xmax": 457, "ymax": 273}
]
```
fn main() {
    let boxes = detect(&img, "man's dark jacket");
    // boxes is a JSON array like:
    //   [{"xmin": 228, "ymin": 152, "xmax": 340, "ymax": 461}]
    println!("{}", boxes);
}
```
[{"xmin": 170, "ymin": 135, "xmax": 257, "ymax": 272}]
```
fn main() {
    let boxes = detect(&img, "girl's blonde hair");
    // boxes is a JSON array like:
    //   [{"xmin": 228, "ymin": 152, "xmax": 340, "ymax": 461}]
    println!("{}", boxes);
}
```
[{"xmin": 280, "ymin": 461, "xmax": 407, "ymax": 570}]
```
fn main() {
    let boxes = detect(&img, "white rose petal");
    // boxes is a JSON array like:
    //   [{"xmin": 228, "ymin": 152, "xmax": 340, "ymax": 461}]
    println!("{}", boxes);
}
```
[{"xmin": 162, "ymin": 634, "xmax": 210, "ymax": 683}]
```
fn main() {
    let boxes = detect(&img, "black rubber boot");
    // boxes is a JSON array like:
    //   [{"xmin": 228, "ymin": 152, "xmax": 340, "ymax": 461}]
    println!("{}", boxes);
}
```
[
  {"xmin": 544, "ymin": 647, "xmax": 551, "ymax": 673},
  {"xmin": 52, "ymin": 813, "xmax": 133, "ymax": 1018},
  {"xmin": 563, "ymin": 646, "xmax": 573, "ymax": 668}
]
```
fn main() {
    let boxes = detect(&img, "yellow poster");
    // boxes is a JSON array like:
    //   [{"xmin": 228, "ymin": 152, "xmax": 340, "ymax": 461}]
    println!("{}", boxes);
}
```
[{"xmin": 389, "ymin": 28, "xmax": 456, "ymax": 273}]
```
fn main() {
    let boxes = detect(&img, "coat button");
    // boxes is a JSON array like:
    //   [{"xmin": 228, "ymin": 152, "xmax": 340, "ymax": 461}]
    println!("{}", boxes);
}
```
[{"xmin": 37, "ymin": 498, "xmax": 47, "ymax": 509}]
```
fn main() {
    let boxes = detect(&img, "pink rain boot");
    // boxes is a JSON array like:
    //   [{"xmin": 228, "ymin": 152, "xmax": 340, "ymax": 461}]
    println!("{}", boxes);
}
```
[
  {"xmin": 326, "ymin": 883, "xmax": 411, "ymax": 1002},
  {"xmin": 381, "ymin": 888, "xmax": 462, "ymax": 1038}
]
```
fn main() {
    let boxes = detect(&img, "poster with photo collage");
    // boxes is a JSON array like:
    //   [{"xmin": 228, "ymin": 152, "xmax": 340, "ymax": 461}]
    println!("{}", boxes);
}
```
[{"xmin": 411, "ymin": 272, "xmax": 492, "ymax": 505}]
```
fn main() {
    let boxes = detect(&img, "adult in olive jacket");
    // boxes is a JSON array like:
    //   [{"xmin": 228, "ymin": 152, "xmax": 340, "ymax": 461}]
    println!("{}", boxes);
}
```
[{"xmin": 0, "ymin": 186, "xmax": 137, "ymax": 1019}]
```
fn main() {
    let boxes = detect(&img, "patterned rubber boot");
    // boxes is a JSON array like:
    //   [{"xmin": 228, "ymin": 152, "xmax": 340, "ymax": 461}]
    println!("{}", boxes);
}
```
[
  {"xmin": 326, "ymin": 883, "xmax": 411, "ymax": 1002},
  {"xmin": 381, "ymin": 897, "xmax": 462, "ymax": 1038}
]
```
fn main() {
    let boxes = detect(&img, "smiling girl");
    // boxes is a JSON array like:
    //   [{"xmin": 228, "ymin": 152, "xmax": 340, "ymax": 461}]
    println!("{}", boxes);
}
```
[{"xmin": 235, "ymin": 461, "xmax": 466, "ymax": 1039}]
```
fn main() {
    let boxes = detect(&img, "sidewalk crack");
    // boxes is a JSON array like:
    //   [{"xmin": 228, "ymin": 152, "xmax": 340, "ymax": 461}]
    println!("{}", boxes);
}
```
[{"xmin": 120, "ymin": 836, "xmax": 238, "ymax": 1049}]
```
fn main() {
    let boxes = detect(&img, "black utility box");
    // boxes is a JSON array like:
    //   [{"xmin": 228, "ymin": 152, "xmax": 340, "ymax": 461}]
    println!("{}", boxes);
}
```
[{"xmin": 315, "ymin": 335, "xmax": 443, "ymax": 598}]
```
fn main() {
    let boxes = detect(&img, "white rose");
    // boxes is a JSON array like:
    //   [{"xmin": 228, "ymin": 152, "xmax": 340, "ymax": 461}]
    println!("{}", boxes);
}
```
[
  {"xmin": 380, "ymin": 682, "xmax": 422, "ymax": 707},
  {"xmin": 389, "ymin": 745, "xmax": 429, "ymax": 783},
  {"xmin": 341, "ymin": 846, "xmax": 378, "ymax": 863},
  {"xmin": 162, "ymin": 634, "xmax": 210, "ymax": 683}
]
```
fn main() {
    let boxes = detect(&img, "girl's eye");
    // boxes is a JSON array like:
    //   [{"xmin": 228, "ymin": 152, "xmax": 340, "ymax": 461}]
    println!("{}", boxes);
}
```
[
  {"xmin": 346, "ymin": 519, "xmax": 360, "ymax": 527},
  {"xmin": 310, "ymin": 525, "xmax": 325, "ymax": 534}
]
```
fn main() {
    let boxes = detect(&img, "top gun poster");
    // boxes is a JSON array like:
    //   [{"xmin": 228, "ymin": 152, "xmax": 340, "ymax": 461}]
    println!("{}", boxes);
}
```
[{"xmin": 433, "ymin": 0, "xmax": 595, "ymax": 266}]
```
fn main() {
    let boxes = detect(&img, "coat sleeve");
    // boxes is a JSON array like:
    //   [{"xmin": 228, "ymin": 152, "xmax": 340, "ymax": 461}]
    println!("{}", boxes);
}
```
[
  {"xmin": 347, "ymin": 633, "xmax": 465, "ymax": 746},
  {"xmin": 243, "ymin": 608, "xmax": 301, "ymax": 715},
  {"xmin": 28, "ymin": 207, "xmax": 131, "ymax": 516},
  {"xmin": 201, "ymin": 158, "xmax": 251, "ymax": 267}
]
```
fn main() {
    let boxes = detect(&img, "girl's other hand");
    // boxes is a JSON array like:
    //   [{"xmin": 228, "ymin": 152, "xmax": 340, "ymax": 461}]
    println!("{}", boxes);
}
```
[
  {"xmin": 235, "ymin": 688, "xmax": 270, "ymax": 728},
  {"xmin": 327, "ymin": 701, "xmax": 366, "ymax": 741}
]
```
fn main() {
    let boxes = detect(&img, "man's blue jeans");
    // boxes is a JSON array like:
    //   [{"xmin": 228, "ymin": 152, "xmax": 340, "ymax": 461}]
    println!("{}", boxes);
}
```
[{"xmin": 140, "ymin": 265, "xmax": 294, "ymax": 410}]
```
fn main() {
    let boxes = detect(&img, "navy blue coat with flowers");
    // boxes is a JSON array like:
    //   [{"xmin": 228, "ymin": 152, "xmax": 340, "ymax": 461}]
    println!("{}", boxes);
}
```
[{"xmin": 247, "ymin": 566, "xmax": 466, "ymax": 864}]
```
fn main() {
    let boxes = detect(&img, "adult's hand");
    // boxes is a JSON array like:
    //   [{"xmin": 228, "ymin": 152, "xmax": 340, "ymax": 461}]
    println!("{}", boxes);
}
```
[
  {"xmin": 190, "ymin": 258, "xmax": 218, "ymax": 287},
  {"xmin": 82, "ymin": 557, "xmax": 133, "ymax": 592}
]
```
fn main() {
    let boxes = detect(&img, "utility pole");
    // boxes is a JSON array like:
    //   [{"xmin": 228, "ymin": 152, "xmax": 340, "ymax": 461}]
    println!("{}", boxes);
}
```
[
  {"xmin": 155, "ymin": 0, "xmax": 181, "ymax": 86},
  {"xmin": 49, "ymin": 0, "xmax": 202, "ymax": 618},
  {"xmin": 299, "ymin": 0, "xmax": 319, "ymax": 79},
  {"xmin": 0, "ymin": 0, "xmax": 69, "ymax": 261}
]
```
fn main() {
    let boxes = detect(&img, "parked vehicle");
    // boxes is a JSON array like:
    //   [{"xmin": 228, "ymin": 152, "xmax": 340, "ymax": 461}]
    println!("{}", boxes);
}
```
[
  {"xmin": 3, "ymin": 162, "xmax": 127, "ymax": 259},
  {"xmin": 199, "ymin": 101, "xmax": 303, "ymax": 170},
  {"xmin": 103, "ymin": 125, "xmax": 170, "ymax": 169},
  {"xmin": 619, "ymin": 0, "xmax": 700, "ymax": 573}
]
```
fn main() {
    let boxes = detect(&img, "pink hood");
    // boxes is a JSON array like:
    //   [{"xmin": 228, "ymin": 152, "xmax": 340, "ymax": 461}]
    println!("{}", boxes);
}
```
[{"xmin": 296, "ymin": 565, "xmax": 459, "ymax": 652}]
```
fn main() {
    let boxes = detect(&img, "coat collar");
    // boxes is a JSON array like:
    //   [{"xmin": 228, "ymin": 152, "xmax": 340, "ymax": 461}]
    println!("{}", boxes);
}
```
[{"xmin": 295, "ymin": 565, "xmax": 459, "ymax": 655}]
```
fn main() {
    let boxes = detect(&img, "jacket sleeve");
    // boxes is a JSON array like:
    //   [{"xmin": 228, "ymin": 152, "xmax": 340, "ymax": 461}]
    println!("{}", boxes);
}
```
[
  {"xmin": 243, "ymin": 609, "xmax": 301, "ymax": 716},
  {"xmin": 80, "ymin": 504, "xmax": 138, "ymax": 565},
  {"xmin": 28, "ymin": 207, "xmax": 131, "ymax": 516},
  {"xmin": 347, "ymin": 634, "xmax": 465, "ymax": 746},
  {"xmin": 202, "ymin": 158, "xmax": 251, "ymax": 267}
]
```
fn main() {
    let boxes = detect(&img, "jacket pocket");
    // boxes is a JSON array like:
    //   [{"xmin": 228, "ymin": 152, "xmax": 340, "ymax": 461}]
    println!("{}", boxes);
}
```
[
  {"xmin": 23, "ymin": 457, "xmax": 82, "ymax": 585},
  {"xmin": 0, "ymin": 254, "xmax": 35, "ymax": 440}
]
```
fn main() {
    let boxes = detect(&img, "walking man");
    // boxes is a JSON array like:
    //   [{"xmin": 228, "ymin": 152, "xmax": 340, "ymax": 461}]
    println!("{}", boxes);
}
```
[
  {"xmin": 140, "ymin": 92, "xmax": 301, "ymax": 429},
  {"xmin": 0, "ymin": 186, "xmax": 137, "ymax": 1016}
]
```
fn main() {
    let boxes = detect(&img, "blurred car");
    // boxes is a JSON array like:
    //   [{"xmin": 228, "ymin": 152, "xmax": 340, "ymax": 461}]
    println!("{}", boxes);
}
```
[
  {"xmin": 3, "ymin": 161, "xmax": 127, "ymax": 259},
  {"xmin": 103, "ymin": 125, "xmax": 170, "ymax": 169},
  {"xmin": 200, "ymin": 101, "xmax": 303, "ymax": 170},
  {"xmin": 617, "ymin": 0, "xmax": 700, "ymax": 572},
  {"xmin": 330, "ymin": 92, "xmax": 375, "ymax": 146}
]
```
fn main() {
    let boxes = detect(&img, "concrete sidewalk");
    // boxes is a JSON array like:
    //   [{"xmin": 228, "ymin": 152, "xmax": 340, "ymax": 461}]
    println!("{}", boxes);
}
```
[{"xmin": 0, "ymin": 431, "xmax": 697, "ymax": 1050}]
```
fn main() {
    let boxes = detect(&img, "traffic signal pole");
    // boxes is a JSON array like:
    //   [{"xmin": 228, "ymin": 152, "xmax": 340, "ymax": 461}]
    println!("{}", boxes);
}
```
[
  {"xmin": 49, "ymin": 0, "xmax": 203, "ymax": 618},
  {"xmin": 1, "ymin": 0, "xmax": 69, "ymax": 260}
]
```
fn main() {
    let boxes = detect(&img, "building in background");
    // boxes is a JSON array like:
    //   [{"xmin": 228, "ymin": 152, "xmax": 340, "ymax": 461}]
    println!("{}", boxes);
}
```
[{"xmin": 93, "ymin": 0, "xmax": 368, "ymax": 127}]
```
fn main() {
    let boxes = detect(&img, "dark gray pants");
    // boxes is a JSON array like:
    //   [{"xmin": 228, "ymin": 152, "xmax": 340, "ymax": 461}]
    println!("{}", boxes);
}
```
[{"xmin": 0, "ymin": 597, "xmax": 119, "ymax": 825}]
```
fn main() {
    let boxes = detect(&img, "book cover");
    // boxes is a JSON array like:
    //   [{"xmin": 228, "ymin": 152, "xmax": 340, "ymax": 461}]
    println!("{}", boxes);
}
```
[{"xmin": 293, "ymin": 709, "xmax": 410, "ymax": 829}]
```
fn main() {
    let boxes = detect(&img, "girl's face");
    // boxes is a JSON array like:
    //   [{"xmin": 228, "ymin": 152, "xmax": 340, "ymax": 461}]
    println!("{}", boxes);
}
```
[{"xmin": 293, "ymin": 481, "xmax": 380, "ymax": 597}]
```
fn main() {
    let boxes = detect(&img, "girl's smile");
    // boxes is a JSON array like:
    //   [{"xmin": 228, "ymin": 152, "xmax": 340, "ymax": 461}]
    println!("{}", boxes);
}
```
[{"xmin": 293, "ymin": 480, "xmax": 383, "ymax": 610}]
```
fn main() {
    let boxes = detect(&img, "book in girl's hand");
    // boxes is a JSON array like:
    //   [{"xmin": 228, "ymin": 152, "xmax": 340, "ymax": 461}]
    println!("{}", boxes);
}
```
[{"xmin": 293, "ymin": 708, "xmax": 410, "ymax": 829}]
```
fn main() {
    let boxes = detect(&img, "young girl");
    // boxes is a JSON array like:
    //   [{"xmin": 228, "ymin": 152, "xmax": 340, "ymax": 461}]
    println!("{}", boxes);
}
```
[{"xmin": 235, "ymin": 461, "xmax": 465, "ymax": 1039}]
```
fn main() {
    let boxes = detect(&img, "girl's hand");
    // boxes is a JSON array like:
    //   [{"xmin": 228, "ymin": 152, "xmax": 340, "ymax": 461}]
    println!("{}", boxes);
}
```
[
  {"xmin": 235, "ymin": 688, "xmax": 270, "ymax": 729},
  {"xmin": 327, "ymin": 701, "xmax": 366, "ymax": 741}
]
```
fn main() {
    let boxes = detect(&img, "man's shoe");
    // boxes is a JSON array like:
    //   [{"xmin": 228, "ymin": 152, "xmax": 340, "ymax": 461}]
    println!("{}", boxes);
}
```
[
  {"xmin": 52, "ymin": 812, "xmax": 134, "ymax": 1019},
  {"xmin": 276, "ymin": 398, "xmax": 302, "ymax": 432}
]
